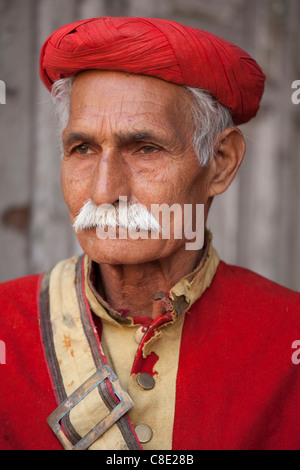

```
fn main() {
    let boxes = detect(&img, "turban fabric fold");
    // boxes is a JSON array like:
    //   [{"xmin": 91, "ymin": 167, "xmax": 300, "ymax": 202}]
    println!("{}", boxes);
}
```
[{"xmin": 39, "ymin": 17, "xmax": 265, "ymax": 125}]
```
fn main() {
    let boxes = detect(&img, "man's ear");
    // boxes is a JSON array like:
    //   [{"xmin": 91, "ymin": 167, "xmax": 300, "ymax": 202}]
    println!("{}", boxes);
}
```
[{"xmin": 207, "ymin": 127, "xmax": 246, "ymax": 198}]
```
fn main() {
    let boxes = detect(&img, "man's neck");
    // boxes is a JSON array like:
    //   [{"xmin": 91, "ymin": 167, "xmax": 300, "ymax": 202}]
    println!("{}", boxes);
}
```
[{"xmin": 95, "ymin": 245, "xmax": 203, "ymax": 320}]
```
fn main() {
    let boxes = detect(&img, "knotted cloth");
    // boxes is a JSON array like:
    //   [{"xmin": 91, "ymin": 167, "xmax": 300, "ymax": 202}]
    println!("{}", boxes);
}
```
[{"xmin": 39, "ymin": 17, "xmax": 265, "ymax": 125}]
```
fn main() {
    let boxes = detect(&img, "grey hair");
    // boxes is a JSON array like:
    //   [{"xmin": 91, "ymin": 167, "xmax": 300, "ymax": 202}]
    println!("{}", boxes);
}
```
[
  {"xmin": 185, "ymin": 86, "xmax": 234, "ymax": 166},
  {"xmin": 51, "ymin": 76, "xmax": 234, "ymax": 166},
  {"xmin": 51, "ymin": 76, "xmax": 76, "ymax": 133}
]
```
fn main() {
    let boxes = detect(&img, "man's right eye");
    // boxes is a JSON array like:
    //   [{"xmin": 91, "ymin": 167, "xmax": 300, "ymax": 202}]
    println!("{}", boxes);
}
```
[{"xmin": 74, "ymin": 144, "xmax": 90, "ymax": 154}]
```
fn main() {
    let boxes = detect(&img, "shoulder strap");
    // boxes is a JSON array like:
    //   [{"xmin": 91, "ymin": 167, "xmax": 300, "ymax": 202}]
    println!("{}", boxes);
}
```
[{"xmin": 38, "ymin": 255, "xmax": 141, "ymax": 450}]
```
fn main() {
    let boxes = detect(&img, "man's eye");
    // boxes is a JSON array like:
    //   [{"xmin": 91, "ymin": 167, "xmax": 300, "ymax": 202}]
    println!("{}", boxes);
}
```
[
  {"xmin": 139, "ymin": 145, "xmax": 158, "ymax": 154},
  {"xmin": 74, "ymin": 144, "xmax": 90, "ymax": 155}
]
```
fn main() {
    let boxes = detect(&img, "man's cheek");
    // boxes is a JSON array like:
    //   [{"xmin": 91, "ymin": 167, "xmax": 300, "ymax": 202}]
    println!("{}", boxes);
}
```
[
  {"xmin": 130, "ymin": 159, "xmax": 171, "ymax": 184},
  {"xmin": 61, "ymin": 182, "xmax": 87, "ymax": 219}
]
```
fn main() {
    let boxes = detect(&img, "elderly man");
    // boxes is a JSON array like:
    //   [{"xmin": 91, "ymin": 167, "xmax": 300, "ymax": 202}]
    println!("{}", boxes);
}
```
[{"xmin": 1, "ymin": 17, "xmax": 300, "ymax": 451}]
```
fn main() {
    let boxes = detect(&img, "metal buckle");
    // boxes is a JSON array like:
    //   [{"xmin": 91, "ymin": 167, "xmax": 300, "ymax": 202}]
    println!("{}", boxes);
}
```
[{"xmin": 47, "ymin": 365, "xmax": 134, "ymax": 450}]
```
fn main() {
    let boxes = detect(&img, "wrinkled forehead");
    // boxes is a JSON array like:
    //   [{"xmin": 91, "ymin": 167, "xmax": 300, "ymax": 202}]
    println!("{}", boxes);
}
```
[
  {"xmin": 67, "ymin": 70, "xmax": 195, "ymax": 140},
  {"xmin": 72, "ymin": 70, "xmax": 192, "ymax": 108}
]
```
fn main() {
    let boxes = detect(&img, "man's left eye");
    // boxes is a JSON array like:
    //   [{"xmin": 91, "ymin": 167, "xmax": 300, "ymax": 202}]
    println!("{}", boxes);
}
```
[{"xmin": 139, "ymin": 145, "xmax": 158, "ymax": 154}]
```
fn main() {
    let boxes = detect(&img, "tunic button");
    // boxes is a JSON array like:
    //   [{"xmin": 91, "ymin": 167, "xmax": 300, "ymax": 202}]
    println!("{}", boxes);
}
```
[
  {"xmin": 134, "ymin": 326, "xmax": 148, "ymax": 344},
  {"xmin": 136, "ymin": 372, "xmax": 155, "ymax": 390},
  {"xmin": 135, "ymin": 424, "xmax": 153, "ymax": 443}
]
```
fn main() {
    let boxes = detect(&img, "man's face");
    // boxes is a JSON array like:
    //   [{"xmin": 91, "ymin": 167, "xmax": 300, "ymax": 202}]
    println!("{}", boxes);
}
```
[{"xmin": 61, "ymin": 70, "xmax": 213, "ymax": 265}]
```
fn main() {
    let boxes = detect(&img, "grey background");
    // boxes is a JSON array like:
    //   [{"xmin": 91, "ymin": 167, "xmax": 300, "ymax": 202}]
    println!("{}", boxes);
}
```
[{"xmin": 0, "ymin": 0, "xmax": 299, "ymax": 291}]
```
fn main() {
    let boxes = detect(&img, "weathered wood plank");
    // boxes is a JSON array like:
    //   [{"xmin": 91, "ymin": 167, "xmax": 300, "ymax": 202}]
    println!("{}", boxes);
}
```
[
  {"xmin": 28, "ymin": 0, "xmax": 82, "ymax": 276},
  {"xmin": 0, "ymin": 0, "xmax": 35, "ymax": 282}
]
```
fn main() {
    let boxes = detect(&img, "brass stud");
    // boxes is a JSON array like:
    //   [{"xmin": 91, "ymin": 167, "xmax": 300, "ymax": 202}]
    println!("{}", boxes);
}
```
[
  {"xmin": 136, "ymin": 372, "xmax": 155, "ymax": 390},
  {"xmin": 135, "ymin": 424, "xmax": 153, "ymax": 443}
]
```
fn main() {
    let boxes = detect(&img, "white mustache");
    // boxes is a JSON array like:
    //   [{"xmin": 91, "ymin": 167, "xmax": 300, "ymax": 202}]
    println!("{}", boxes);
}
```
[{"xmin": 73, "ymin": 198, "xmax": 161, "ymax": 233}]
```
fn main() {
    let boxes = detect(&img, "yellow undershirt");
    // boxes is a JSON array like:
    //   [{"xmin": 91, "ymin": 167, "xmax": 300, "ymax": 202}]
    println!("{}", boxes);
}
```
[{"xmin": 84, "ymin": 231, "xmax": 219, "ymax": 449}]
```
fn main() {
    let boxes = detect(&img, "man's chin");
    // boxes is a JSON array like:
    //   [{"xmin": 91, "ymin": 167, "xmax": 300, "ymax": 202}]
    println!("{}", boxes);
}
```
[{"xmin": 76, "ymin": 234, "xmax": 171, "ymax": 266}]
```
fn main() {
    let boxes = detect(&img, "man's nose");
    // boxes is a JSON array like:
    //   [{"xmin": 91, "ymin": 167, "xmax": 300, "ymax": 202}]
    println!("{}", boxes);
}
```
[{"xmin": 90, "ymin": 149, "xmax": 130, "ymax": 205}]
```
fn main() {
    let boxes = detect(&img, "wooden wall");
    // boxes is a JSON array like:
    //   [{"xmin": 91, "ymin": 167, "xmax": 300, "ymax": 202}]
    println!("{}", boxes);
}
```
[{"xmin": 0, "ymin": 0, "xmax": 299, "ymax": 291}]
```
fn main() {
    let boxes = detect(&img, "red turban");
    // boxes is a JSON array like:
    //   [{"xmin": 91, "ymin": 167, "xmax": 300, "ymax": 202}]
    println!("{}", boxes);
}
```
[{"xmin": 39, "ymin": 17, "xmax": 265, "ymax": 125}]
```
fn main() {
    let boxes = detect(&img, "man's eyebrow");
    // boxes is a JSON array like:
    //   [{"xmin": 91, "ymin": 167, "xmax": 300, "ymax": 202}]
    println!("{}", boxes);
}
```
[
  {"xmin": 114, "ymin": 131, "xmax": 169, "ymax": 145},
  {"xmin": 63, "ymin": 130, "xmax": 170, "ymax": 146},
  {"xmin": 62, "ymin": 132, "xmax": 96, "ymax": 147}
]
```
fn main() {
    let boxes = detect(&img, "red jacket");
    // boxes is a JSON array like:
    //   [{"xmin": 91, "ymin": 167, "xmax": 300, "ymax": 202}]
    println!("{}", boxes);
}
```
[{"xmin": 1, "ymin": 261, "xmax": 300, "ymax": 450}]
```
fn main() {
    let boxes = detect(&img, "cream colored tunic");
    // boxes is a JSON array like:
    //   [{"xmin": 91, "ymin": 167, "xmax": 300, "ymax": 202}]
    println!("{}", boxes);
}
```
[{"xmin": 47, "ymin": 233, "xmax": 219, "ymax": 449}]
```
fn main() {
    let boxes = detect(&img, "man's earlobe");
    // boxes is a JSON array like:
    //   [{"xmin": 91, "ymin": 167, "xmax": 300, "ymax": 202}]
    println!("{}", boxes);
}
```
[{"xmin": 208, "ymin": 127, "xmax": 246, "ymax": 197}]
